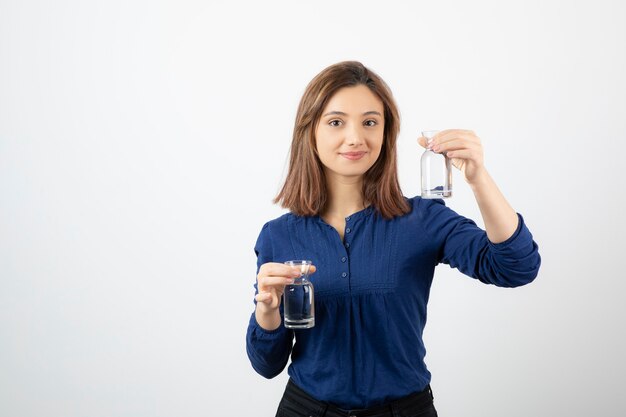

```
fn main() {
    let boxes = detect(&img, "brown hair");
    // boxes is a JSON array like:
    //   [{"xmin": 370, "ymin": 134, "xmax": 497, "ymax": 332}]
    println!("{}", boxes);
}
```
[{"xmin": 273, "ymin": 61, "xmax": 410, "ymax": 219}]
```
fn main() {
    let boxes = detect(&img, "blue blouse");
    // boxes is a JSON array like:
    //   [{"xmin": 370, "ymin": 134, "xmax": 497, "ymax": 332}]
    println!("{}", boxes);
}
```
[{"xmin": 245, "ymin": 195, "xmax": 541, "ymax": 409}]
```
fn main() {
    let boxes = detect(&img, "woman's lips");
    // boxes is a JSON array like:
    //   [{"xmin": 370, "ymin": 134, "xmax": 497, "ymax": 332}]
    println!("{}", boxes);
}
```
[{"xmin": 340, "ymin": 151, "xmax": 366, "ymax": 160}]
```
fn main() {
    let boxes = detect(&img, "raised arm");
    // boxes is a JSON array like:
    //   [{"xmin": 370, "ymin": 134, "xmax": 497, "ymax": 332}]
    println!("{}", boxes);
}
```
[{"xmin": 420, "ymin": 129, "xmax": 519, "ymax": 243}]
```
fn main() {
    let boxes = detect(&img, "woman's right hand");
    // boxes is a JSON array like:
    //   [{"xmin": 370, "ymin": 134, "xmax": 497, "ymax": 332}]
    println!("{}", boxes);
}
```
[{"xmin": 255, "ymin": 262, "xmax": 317, "ymax": 313}]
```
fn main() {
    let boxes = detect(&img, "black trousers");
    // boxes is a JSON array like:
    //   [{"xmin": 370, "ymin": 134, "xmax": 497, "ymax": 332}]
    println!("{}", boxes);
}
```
[{"xmin": 275, "ymin": 379, "xmax": 438, "ymax": 417}]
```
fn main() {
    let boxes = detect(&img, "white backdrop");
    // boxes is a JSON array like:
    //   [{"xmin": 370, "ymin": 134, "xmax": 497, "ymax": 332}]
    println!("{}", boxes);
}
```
[{"xmin": 1, "ymin": 1, "xmax": 625, "ymax": 416}]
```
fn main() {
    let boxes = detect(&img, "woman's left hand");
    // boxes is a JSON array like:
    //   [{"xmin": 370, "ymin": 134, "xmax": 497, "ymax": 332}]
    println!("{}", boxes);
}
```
[{"xmin": 418, "ymin": 129, "xmax": 486, "ymax": 185}]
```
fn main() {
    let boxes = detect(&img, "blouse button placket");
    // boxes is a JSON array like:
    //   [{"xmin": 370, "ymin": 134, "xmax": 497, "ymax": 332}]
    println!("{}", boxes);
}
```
[{"xmin": 342, "ymin": 216, "xmax": 353, "ymax": 279}]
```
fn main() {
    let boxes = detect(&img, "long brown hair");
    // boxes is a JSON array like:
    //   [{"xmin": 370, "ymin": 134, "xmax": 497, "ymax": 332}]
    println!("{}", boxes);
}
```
[{"xmin": 273, "ymin": 61, "xmax": 410, "ymax": 219}]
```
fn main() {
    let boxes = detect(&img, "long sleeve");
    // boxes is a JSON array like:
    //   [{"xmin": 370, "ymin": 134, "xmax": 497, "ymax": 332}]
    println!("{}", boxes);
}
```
[
  {"xmin": 418, "ymin": 198, "xmax": 541, "ymax": 287},
  {"xmin": 245, "ymin": 222, "xmax": 294, "ymax": 378}
]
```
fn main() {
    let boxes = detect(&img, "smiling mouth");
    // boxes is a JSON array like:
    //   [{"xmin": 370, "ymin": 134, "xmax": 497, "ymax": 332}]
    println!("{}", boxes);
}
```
[{"xmin": 340, "ymin": 152, "xmax": 366, "ymax": 160}]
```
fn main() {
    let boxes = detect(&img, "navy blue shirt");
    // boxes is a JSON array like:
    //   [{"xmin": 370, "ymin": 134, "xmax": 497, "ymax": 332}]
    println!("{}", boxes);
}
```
[{"xmin": 246, "ymin": 196, "xmax": 541, "ymax": 409}]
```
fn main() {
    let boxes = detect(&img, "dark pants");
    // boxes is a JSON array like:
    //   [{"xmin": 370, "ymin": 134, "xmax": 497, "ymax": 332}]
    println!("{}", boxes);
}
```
[{"xmin": 275, "ymin": 379, "xmax": 438, "ymax": 417}]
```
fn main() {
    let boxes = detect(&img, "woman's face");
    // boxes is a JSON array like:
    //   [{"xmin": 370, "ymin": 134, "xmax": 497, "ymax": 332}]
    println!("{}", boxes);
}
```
[{"xmin": 315, "ymin": 84, "xmax": 385, "ymax": 182}]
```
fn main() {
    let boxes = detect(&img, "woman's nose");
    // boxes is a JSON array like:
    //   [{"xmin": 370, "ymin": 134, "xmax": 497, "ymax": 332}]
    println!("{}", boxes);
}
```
[{"xmin": 345, "ymin": 124, "xmax": 364, "ymax": 146}]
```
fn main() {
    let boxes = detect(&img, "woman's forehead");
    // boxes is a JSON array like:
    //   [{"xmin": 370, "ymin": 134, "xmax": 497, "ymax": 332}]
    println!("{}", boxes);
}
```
[{"xmin": 323, "ymin": 85, "xmax": 384, "ymax": 114}]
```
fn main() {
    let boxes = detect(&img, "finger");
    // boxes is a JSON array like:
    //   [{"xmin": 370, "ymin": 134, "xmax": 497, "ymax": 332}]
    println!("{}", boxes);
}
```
[
  {"xmin": 260, "ymin": 263, "xmax": 303, "ymax": 278},
  {"xmin": 269, "ymin": 263, "xmax": 317, "ymax": 276},
  {"xmin": 436, "ymin": 129, "xmax": 476, "ymax": 138},
  {"xmin": 432, "ymin": 138, "xmax": 481, "ymax": 154},
  {"xmin": 260, "ymin": 266, "xmax": 317, "ymax": 287},
  {"xmin": 255, "ymin": 292, "xmax": 273, "ymax": 303},
  {"xmin": 417, "ymin": 136, "xmax": 429, "ymax": 149},
  {"xmin": 445, "ymin": 148, "xmax": 481, "ymax": 161},
  {"xmin": 256, "ymin": 292, "xmax": 282, "ymax": 310},
  {"xmin": 433, "ymin": 130, "xmax": 479, "ymax": 145},
  {"xmin": 259, "ymin": 276, "xmax": 295, "ymax": 288},
  {"xmin": 431, "ymin": 138, "xmax": 468, "ymax": 152}
]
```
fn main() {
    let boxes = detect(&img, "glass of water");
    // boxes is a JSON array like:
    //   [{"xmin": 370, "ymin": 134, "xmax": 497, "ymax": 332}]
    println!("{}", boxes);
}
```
[
  {"xmin": 421, "ymin": 130, "xmax": 452, "ymax": 199},
  {"xmin": 283, "ymin": 260, "xmax": 315, "ymax": 329}
]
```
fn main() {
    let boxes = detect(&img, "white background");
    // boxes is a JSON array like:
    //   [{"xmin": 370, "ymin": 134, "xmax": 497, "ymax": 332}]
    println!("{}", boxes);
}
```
[{"xmin": 1, "ymin": 0, "xmax": 625, "ymax": 416}]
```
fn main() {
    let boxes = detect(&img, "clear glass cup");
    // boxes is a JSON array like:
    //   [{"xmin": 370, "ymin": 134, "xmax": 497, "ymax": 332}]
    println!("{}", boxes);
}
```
[
  {"xmin": 421, "ymin": 130, "xmax": 452, "ymax": 199},
  {"xmin": 283, "ymin": 260, "xmax": 315, "ymax": 329}
]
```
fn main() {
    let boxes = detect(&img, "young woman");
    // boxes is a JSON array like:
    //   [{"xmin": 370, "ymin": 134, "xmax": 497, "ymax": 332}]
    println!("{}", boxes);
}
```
[{"xmin": 246, "ymin": 61, "xmax": 541, "ymax": 417}]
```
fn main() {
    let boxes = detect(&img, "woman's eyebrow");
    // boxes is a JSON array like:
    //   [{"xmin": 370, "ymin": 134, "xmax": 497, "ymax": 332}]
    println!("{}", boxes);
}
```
[{"xmin": 322, "ymin": 110, "xmax": 383, "ymax": 117}]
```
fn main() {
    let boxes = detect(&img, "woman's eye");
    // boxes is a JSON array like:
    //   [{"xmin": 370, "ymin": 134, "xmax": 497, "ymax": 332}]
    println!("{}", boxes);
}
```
[
  {"xmin": 364, "ymin": 119, "xmax": 377, "ymax": 127},
  {"xmin": 329, "ymin": 120, "xmax": 342, "ymax": 127}
]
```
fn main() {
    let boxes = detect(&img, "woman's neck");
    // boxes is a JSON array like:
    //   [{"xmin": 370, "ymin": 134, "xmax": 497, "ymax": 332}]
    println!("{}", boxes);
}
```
[{"xmin": 322, "ymin": 173, "xmax": 368, "ymax": 219}]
